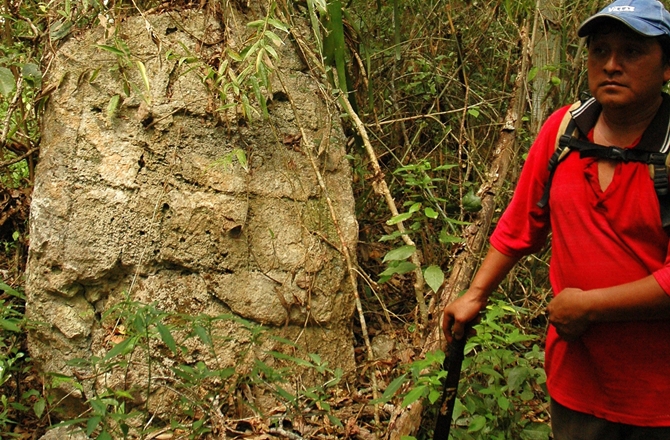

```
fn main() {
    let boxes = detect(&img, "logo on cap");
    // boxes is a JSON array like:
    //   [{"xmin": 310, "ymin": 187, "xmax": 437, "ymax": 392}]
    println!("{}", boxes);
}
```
[{"xmin": 608, "ymin": 6, "xmax": 635, "ymax": 12}]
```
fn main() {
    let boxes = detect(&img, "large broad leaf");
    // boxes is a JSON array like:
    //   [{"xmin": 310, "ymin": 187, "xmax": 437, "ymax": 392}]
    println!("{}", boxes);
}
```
[
  {"xmin": 156, "ymin": 322, "xmax": 177, "ymax": 353},
  {"xmin": 376, "ymin": 373, "xmax": 408, "ymax": 403},
  {"xmin": 462, "ymin": 190, "xmax": 482, "ymax": 212},
  {"xmin": 0, "ymin": 67, "xmax": 15, "ymax": 96},
  {"xmin": 0, "ymin": 319, "xmax": 21, "ymax": 332},
  {"xmin": 401, "ymin": 384, "xmax": 426, "ymax": 407},
  {"xmin": 386, "ymin": 212, "xmax": 413, "ymax": 225},
  {"xmin": 424, "ymin": 265, "xmax": 445, "ymax": 293},
  {"xmin": 383, "ymin": 245, "xmax": 416, "ymax": 262},
  {"xmin": 0, "ymin": 282, "xmax": 24, "ymax": 299},
  {"xmin": 379, "ymin": 261, "xmax": 417, "ymax": 278},
  {"xmin": 520, "ymin": 422, "xmax": 552, "ymax": 440},
  {"xmin": 468, "ymin": 415, "xmax": 487, "ymax": 433},
  {"xmin": 506, "ymin": 365, "xmax": 530, "ymax": 392}
]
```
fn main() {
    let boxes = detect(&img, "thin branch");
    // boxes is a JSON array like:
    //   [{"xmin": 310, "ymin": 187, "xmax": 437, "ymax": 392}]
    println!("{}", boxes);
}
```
[
  {"xmin": 1, "ymin": 75, "xmax": 24, "ymax": 148},
  {"xmin": 338, "ymin": 93, "xmax": 429, "ymax": 326},
  {"xmin": 0, "ymin": 147, "xmax": 38, "ymax": 169}
]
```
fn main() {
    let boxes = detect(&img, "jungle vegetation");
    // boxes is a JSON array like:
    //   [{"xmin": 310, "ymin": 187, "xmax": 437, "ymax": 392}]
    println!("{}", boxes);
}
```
[{"xmin": 0, "ymin": 0, "xmax": 601, "ymax": 438}]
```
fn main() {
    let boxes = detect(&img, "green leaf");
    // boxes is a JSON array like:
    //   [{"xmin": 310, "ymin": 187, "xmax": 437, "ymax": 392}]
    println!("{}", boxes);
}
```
[
  {"xmin": 33, "ymin": 398, "xmax": 46, "ymax": 418},
  {"xmin": 528, "ymin": 66, "xmax": 538, "ymax": 82},
  {"xmin": 50, "ymin": 19, "xmax": 73, "ymax": 40},
  {"xmin": 468, "ymin": 414, "xmax": 487, "ymax": 432},
  {"xmin": 520, "ymin": 387, "xmax": 535, "ymax": 401},
  {"xmin": 156, "ymin": 322, "xmax": 177, "ymax": 353},
  {"xmin": 95, "ymin": 44, "xmax": 126, "ymax": 57},
  {"xmin": 373, "ymin": 373, "xmax": 407, "ymax": 403},
  {"xmin": 88, "ymin": 67, "xmax": 100, "ymax": 84},
  {"xmin": 386, "ymin": 212, "xmax": 413, "ymax": 225},
  {"xmin": 267, "ymin": 18, "xmax": 289, "ymax": 32},
  {"xmin": 87, "ymin": 416, "xmax": 101, "ymax": 435},
  {"xmin": 327, "ymin": 414, "xmax": 343, "ymax": 427},
  {"xmin": 215, "ymin": 367, "xmax": 236, "ymax": 380},
  {"xmin": 136, "ymin": 61, "xmax": 151, "ymax": 95},
  {"xmin": 383, "ymin": 245, "xmax": 416, "ymax": 262},
  {"xmin": 0, "ymin": 282, "xmax": 24, "ymax": 299},
  {"xmin": 234, "ymin": 149, "xmax": 248, "ymax": 171},
  {"xmin": 439, "ymin": 229, "xmax": 464, "ymax": 244},
  {"xmin": 428, "ymin": 388, "xmax": 441, "ymax": 404},
  {"xmin": 445, "ymin": 217, "xmax": 471, "ymax": 226},
  {"xmin": 194, "ymin": 325, "xmax": 211, "ymax": 345},
  {"xmin": 0, "ymin": 67, "xmax": 16, "ymax": 96},
  {"xmin": 467, "ymin": 108, "xmax": 480, "ymax": 118},
  {"xmin": 424, "ymin": 265, "xmax": 444, "ymax": 293},
  {"xmin": 265, "ymin": 30, "xmax": 285, "ymax": 47},
  {"xmin": 506, "ymin": 366, "xmax": 529, "ymax": 392},
  {"xmin": 462, "ymin": 190, "xmax": 482, "ymax": 212},
  {"xmin": 274, "ymin": 385, "xmax": 297, "ymax": 404},
  {"xmin": 379, "ymin": 261, "xmax": 417, "ymax": 278},
  {"xmin": 103, "ymin": 336, "xmax": 136, "ymax": 361},
  {"xmin": 401, "ymin": 385, "xmax": 426, "ymax": 407},
  {"xmin": 246, "ymin": 20, "xmax": 265, "ymax": 28},
  {"xmin": 227, "ymin": 49, "xmax": 243, "ymax": 62},
  {"xmin": 264, "ymin": 44, "xmax": 279, "ymax": 61},
  {"xmin": 107, "ymin": 94, "xmax": 120, "ymax": 119},
  {"xmin": 0, "ymin": 319, "xmax": 21, "ymax": 332},
  {"xmin": 497, "ymin": 394, "xmax": 510, "ymax": 411},
  {"xmin": 308, "ymin": 353, "xmax": 322, "ymax": 365},
  {"xmin": 21, "ymin": 63, "xmax": 42, "ymax": 87},
  {"xmin": 268, "ymin": 350, "xmax": 311, "ymax": 368},
  {"xmin": 520, "ymin": 422, "xmax": 552, "ymax": 440},
  {"xmin": 433, "ymin": 164, "xmax": 458, "ymax": 171},
  {"xmin": 424, "ymin": 207, "xmax": 438, "ymax": 219},
  {"xmin": 97, "ymin": 431, "xmax": 113, "ymax": 440}
]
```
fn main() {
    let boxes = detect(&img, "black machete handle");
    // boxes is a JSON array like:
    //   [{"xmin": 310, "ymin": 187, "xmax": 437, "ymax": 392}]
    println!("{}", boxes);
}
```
[{"xmin": 433, "ymin": 333, "xmax": 468, "ymax": 440}]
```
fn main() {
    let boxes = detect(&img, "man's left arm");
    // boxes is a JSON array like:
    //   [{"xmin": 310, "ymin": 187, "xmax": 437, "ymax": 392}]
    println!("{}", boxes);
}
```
[{"xmin": 547, "ymin": 275, "xmax": 670, "ymax": 341}]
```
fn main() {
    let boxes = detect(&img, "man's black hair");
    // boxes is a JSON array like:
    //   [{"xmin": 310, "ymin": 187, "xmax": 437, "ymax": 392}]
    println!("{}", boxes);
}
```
[{"xmin": 659, "ymin": 35, "xmax": 670, "ymax": 64}]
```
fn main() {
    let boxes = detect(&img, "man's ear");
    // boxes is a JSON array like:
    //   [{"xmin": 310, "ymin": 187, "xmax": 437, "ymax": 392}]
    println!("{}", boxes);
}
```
[{"xmin": 664, "ymin": 63, "xmax": 670, "ymax": 83}]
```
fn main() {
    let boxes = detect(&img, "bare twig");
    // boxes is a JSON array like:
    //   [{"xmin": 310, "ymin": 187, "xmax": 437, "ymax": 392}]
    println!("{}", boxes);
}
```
[
  {"xmin": 268, "ymin": 426, "xmax": 306, "ymax": 440},
  {"xmin": 338, "ymin": 95, "xmax": 429, "ymax": 326},
  {"xmin": 1, "ymin": 75, "xmax": 24, "ymax": 148},
  {"xmin": 0, "ymin": 147, "xmax": 38, "ymax": 169}
]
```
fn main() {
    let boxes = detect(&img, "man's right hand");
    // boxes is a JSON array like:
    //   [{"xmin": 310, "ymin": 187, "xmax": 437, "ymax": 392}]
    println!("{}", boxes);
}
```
[
  {"xmin": 442, "ymin": 290, "xmax": 487, "ymax": 343},
  {"xmin": 441, "ymin": 247, "xmax": 520, "ymax": 344}
]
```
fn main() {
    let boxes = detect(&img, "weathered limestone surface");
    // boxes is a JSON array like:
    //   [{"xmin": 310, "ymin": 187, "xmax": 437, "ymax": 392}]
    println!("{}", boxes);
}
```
[{"xmin": 26, "ymin": 9, "xmax": 356, "ymax": 413}]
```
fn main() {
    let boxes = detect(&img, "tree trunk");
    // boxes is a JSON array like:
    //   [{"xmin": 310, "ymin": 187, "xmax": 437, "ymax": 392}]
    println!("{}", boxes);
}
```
[{"xmin": 530, "ymin": 0, "xmax": 564, "ymax": 134}]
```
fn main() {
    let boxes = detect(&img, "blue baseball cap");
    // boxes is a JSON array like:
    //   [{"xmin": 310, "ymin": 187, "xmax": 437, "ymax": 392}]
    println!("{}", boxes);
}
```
[{"xmin": 578, "ymin": 0, "xmax": 670, "ymax": 38}]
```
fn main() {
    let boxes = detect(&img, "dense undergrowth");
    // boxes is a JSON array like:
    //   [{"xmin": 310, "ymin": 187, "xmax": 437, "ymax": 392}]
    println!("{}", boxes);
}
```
[{"xmin": 0, "ymin": 0, "xmax": 603, "ymax": 438}]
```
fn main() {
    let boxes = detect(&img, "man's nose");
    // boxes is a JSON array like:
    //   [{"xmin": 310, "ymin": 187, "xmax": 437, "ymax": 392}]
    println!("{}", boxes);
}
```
[{"xmin": 603, "ymin": 52, "xmax": 623, "ymax": 73}]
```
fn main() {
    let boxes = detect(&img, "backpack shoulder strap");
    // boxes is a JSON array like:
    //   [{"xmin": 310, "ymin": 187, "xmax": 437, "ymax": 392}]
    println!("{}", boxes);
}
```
[
  {"xmin": 644, "ymin": 93, "xmax": 670, "ymax": 228},
  {"xmin": 536, "ymin": 101, "xmax": 582, "ymax": 208},
  {"xmin": 537, "ymin": 93, "xmax": 670, "ymax": 229}
]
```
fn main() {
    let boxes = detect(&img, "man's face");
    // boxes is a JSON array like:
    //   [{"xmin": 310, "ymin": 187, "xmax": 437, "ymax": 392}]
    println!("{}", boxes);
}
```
[{"xmin": 587, "ymin": 23, "xmax": 670, "ymax": 110}]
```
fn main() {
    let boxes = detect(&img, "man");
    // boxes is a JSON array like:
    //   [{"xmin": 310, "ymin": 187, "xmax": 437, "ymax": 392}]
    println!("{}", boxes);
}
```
[{"xmin": 442, "ymin": 0, "xmax": 670, "ymax": 438}]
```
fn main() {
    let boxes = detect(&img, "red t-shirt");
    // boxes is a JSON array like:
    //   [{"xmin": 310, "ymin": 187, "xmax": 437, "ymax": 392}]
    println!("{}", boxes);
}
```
[{"xmin": 491, "ymin": 105, "xmax": 670, "ymax": 426}]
